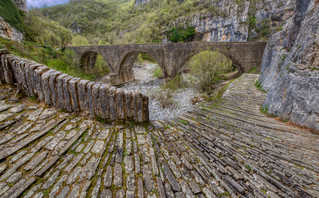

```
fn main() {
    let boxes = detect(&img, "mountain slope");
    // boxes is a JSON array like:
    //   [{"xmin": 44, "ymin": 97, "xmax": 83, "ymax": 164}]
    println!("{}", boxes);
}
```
[{"xmin": 32, "ymin": 0, "xmax": 295, "ymax": 45}]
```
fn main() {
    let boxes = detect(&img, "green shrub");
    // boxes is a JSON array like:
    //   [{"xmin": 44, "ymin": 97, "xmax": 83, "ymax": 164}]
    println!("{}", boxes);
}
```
[
  {"xmin": 0, "ymin": 0, "xmax": 25, "ymax": 32},
  {"xmin": 153, "ymin": 68, "xmax": 163, "ymax": 78},
  {"xmin": 154, "ymin": 88, "xmax": 175, "ymax": 109},
  {"xmin": 165, "ymin": 27, "xmax": 195, "ymax": 42},
  {"xmin": 162, "ymin": 75, "xmax": 184, "ymax": 90}
]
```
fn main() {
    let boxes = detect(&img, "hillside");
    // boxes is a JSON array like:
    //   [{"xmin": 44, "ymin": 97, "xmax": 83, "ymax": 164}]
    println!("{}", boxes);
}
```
[{"xmin": 33, "ymin": 0, "xmax": 295, "ymax": 45}]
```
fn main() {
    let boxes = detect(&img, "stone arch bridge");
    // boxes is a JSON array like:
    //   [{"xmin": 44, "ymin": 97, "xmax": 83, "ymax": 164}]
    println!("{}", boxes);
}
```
[{"xmin": 68, "ymin": 42, "xmax": 267, "ymax": 85}]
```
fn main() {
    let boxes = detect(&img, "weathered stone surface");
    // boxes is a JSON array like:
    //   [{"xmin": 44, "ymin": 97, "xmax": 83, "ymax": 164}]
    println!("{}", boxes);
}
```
[
  {"xmin": 56, "ymin": 74, "xmax": 68, "ymax": 109},
  {"xmin": 39, "ymin": 108, "xmax": 57, "ymax": 120},
  {"xmin": 87, "ymin": 82, "xmax": 95, "ymax": 117},
  {"xmin": 124, "ymin": 156, "xmax": 133, "ymax": 173},
  {"xmin": 91, "ymin": 140, "xmax": 105, "ymax": 154},
  {"xmin": 62, "ymin": 76, "xmax": 73, "ymax": 112},
  {"xmin": 259, "ymin": 0, "xmax": 319, "ymax": 131},
  {"xmin": 114, "ymin": 163, "xmax": 122, "ymax": 187},
  {"xmin": 6, "ymin": 172, "xmax": 22, "ymax": 184},
  {"xmin": 100, "ymin": 189, "xmax": 112, "ymax": 198},
  {"xmin": 104, "ymin": 165, "xmax": 112, "ymax": 188},
  {"xmin": 163, "ymin": 163, "xmax": 181, "ymax": 192},
  {"xmin": 24, "ymin": 151, "xmax": 48, "ymax": 171},
  {"xmin": 99, "ymin": 84, "xmax": 109, "ymax": 118},
  {"xmin": 92, "ymin": 83, "xmax": 101, "ymax": 118},
  {"xmin": 68, "ymin": 77, "xmax": 80, "ymax": 112},
  {"xmin": 108, "ymin": 87, "xmax": 116, "ymax": 120}
]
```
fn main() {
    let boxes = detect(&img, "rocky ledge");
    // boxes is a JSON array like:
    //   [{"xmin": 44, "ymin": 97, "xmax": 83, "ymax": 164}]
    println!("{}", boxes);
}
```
[{"xmin": 0, "ymin": 74, "xmax": 318, "ymax": 198}]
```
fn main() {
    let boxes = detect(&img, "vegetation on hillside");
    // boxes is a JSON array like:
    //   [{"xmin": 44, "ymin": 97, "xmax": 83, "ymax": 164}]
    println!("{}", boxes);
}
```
[
  {"xmin": 0, "ymin": 0, "xmax": 110, "ymax": 80},
  {"xmin": 32, "ymin": 0, "xmax": 226, "ymax": 45},
  {"xmin": 0, "ymin": 0, "xmax": 25, "ymax": 32}
]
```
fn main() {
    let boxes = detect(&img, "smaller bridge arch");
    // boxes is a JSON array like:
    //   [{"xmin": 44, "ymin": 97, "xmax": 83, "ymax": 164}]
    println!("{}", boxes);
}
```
[{"xmin": 114, "ymin": 51, "xmax": 165, "ymax": 85}]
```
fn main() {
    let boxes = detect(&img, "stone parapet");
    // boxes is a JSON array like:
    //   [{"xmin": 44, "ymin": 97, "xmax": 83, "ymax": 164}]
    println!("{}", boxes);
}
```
[{"xmin": 0, "ymin": 52, "xmax": 149, "ymax": 122}]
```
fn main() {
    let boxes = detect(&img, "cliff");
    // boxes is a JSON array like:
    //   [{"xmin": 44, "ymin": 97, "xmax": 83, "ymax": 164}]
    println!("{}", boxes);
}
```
[
  {"xmin": 12, "ymin": 0, "xmax": 27, "ymax": 12},
  {"xmin": 135, "ymin": 0, "xmax": 150, "ymax": 6},
  {"xmin": 259, "ymin": 0, "xmax": 319, "ymax": 131},
  {"xmin": 169, "ymin": 0, "xmax": 296, "ymax": 42}
]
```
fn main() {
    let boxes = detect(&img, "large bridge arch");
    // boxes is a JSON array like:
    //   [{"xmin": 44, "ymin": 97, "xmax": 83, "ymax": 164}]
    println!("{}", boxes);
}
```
[{"xmin": 177, "ymin": 47, "xmax": 245, "ymax": 77}]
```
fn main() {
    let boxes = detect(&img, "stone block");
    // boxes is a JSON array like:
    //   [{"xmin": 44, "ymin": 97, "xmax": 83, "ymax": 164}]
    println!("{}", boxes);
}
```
[
  {"xmin": 108, "ymin": 86, "xmax": 117, "ymax": 121},
  {"xmin": 32, "ymin": 65, "xmax": 49, "ymax": 101},
  {"xmin": 116, "ymin": 89, "xmax": 125, "ymax": 120},
  {"xmin": 92, "ymin": 83, "xmax": 101, "ymax": 117},
  {"xmin": 68, "ymin": 77, "xmax": 81, "ymax": 112},
  {"xmin": 41, "ymin": 69, "xmax": 55, "ymax": 105},
  {"xmin": 25, "ymin": 63, "xmax": 40, "ymax": 97},
  {"xmin": 142, "ymin": 94, "xmax": 149, "ymax": 122},
  {"xmin": 62, "ymin": 76, "xmax": 73, "ymax": 112},
  {"xmin": 124, "ymin": 90, "xmax": 133, "ymax": 119},
  {"xmin": 132, "ymin": 92, "xmax": 138, "ymax": 121},
  {"xmin": 2, "ymin": 55, "xmax": 15, "ymax": 85},
  {"xmin": 136, "ymin": 93, "xmax": 144, "ymax": 122},
  {"xmin": 86, "ymin": 82, "xmax": 95, "ymax": 117},
  {"xmin": 56, "ymin": 74, "xmax": 68, "ymax": 110},
  {"xmin": 49, "ymin": 71, "xmax": 62, "ymax": 107},
  {"xmin": 0, "ymin": 55, "xmax": 6, "ymax": 83},
  {"xmin": 17, "ymin": 60, "xmax": 29, "ymax": 94},
  {"xmin": 77, "ymin": 79, "xmax": 90, "ymax": 112},
  {"xmin": 99, "ymin": 84, "xmax": 109, "ymax": 119}
]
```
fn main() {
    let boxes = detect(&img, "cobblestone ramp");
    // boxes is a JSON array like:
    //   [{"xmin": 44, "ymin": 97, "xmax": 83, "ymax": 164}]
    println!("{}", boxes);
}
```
[{"xmin": 0, "ymin": 74, "xmax": 318, "ymax": 198}]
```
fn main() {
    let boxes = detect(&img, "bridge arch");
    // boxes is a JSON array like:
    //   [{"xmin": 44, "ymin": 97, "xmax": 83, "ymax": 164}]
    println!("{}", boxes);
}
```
[
  {"xmin": 178, "ymin": 47, "xmax": 244, "ymax": 77},
  {"xmin": 79, "ymin": 50, "xmax": 112, "ymax": 75},
  {"xmin": 110, "ymin": 50, "xmax": 164, "ymax": 86}
]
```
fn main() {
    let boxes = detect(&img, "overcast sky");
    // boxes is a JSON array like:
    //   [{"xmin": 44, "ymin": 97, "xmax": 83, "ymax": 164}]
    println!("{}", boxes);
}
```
[{"xmin": 27, "ymin": 0, "xmax": 69, "ymax": 8}]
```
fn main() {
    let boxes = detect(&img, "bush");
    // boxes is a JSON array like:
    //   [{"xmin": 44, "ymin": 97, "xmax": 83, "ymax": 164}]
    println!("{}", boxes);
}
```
[
  {"xmin": 162, "ymin": 75, "xmax": 184, "ymax": 90},
  {"xmin": 153, "ymin": 66, "xmax": 163, "ymax": 78},
  {"xmin": 165, "ymin": 27, "xmax": 195, "ymax": 42},
  {"xmin": 188, "ymin": 50, "xmax": 232, "ymax": 101},
  {"xmin": 154, "ymin": 88, "xmax": 175, "ymax": 109}
]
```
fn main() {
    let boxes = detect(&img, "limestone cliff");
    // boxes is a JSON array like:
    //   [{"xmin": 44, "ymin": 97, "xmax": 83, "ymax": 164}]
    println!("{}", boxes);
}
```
[
  {"xmin": 169, "ymin": 0, "xmax": 295, "ymax": 42},
  {"xmin": 12, "ymin": 0, "xmax": 27, "ymax": 12},
  {"xmin": 135, "ymin": 0, "xmax": 150, "ymax": 6},
  {"xmin": 259, "ymin": 0, "xmax": 319, "ymax": 131}
]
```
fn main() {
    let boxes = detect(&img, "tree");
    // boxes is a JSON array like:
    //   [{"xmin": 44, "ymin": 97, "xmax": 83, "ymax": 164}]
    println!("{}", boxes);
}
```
[{"xmin": 188, "ymin": 50, "xmax": 232, "ymax": 101}]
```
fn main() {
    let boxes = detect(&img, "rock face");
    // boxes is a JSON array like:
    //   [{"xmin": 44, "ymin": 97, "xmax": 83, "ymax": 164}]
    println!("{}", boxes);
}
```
[
  {"xmin": 259, "ymin": 0, "xmax": 319, "ymax": 131},
  {"xmin": 0, "ymin": 17, "xmax": 23, "ymax": 42},
  {"xmin": 169, "ymin": 0, "xmax": 296, "ymax": 42},
  {"xmin": 135, "ymin": 0, "xmax": 150, "ymax": 6},
  {"xmin": 13, "ymin": 0, "xmax": 27, "ymax": 12}
]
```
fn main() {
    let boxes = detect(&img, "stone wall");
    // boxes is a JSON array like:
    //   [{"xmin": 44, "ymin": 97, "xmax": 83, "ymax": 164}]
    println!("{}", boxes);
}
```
[{"xmin": 0, "ymin": 49, "xmax": 149, "ymax": 122}]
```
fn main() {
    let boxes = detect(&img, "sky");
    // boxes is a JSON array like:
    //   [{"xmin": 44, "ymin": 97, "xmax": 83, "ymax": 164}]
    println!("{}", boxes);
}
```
[{"xmin": 27, "ymin": 0, "xmax": 69, "ymax": 8}]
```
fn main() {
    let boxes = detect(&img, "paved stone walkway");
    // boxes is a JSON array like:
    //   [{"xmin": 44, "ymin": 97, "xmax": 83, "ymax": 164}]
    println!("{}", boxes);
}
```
[{"xmin": 0, "ymin": 74, "xmax": 318, "ymax": 198}]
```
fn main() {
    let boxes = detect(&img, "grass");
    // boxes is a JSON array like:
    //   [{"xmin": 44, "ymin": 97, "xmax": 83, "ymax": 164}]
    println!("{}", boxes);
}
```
[
  {"xmin": 178, "ymin": 119, "xmax": 189, "ymax": 125},
  {"xmin": 255, "ymin": 80, "xmax": 266, "ymax": 93},
  {"xmin": 153, "ymin": 66, "xmax": 163, "ymax": 78}
]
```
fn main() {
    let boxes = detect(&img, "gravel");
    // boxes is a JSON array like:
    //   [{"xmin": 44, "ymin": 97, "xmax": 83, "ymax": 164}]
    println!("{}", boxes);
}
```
[{"xmin": 99, "ymin": 63, "xmax": 200, "ymax": 121}]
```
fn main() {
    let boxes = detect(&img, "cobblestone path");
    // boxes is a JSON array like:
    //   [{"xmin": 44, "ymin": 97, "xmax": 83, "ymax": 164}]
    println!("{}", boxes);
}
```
[{"xmin": 0, "ymin": 74, "xmax": 318, "ymax": 198}]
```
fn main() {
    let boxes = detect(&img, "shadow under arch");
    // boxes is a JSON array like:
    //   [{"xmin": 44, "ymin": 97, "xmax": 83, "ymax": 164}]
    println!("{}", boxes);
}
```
[
  {"xmin": 178, "ymin": 47, "xmax": 244, "ymax": 77},
  {"xmin": 79, "ymin": 50, "xmax": 112, "ymax": 74},
  {"xmin": 111, "ymin": 50, "xmax": 164, "ymax": 86}
]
